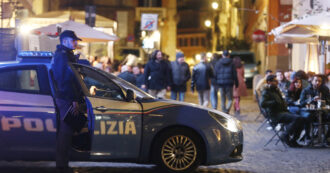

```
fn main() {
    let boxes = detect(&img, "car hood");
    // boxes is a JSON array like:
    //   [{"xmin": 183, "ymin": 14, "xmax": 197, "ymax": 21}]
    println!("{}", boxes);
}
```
[{"xmin": 145, "ymin": 98, "xmax": 236, "ymax": 121}]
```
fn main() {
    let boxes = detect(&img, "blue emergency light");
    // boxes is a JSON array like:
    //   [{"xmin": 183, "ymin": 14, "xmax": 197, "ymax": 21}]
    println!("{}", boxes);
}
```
[{"xmin": 17, "ymin": 51, "xmax": 53, "ymax": 63}]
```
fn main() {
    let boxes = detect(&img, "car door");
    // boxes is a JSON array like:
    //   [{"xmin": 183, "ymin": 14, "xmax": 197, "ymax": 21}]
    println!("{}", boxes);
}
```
[
  {"xmin": 72, "ymin": 64, "xmax": 142, "ymax": 160},
  {"xmin": 0, "ymin": 65, "xmax": 56, "ymax": 160}
]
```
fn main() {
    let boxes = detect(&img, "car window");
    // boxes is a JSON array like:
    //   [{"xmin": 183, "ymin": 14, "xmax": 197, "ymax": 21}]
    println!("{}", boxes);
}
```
[
  {"xmin": 0, "ymin": 68, "xmax": 40, "ymax": 93},
  {"xmin": 110, "ymin": 75, "xmax": 154, "ymax": 99},
  {"xmin": 75, "ymin": 65, "xmax": 124, "ymax": 100}
]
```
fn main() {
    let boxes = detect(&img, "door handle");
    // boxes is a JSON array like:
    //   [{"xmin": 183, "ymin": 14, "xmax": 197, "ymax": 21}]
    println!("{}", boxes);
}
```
[{"xmin": 95, "ymin": 106, "xmax": 108, "ymax": 112}]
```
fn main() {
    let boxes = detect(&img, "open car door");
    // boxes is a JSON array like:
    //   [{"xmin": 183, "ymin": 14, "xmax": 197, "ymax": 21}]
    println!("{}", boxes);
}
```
[{"xmin": 72, "ymin": 64, "xmax": 143, "ymax": 160}]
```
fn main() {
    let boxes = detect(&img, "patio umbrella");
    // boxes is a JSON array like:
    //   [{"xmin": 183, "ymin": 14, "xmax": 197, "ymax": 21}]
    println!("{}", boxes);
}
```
[
  {"xmin": 270, "ymin": 11, "xmax": 330, "ymax": 43},
  {"xmin": 270, "ymin": 11, "xmax": 330, "ymax": 73},
  {"xmin": 34, "ymin": 20, "xmax": 119, "ymax": 42}
]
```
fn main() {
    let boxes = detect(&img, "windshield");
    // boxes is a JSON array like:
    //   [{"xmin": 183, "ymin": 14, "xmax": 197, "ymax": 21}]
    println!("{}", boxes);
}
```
[
  {"xmin": 100, "ymin": 71, "xmax": 155, "ymax": 100},
  {"xmin": 230, "ymin": 53, "xmax": 255, "ymax": 64}
]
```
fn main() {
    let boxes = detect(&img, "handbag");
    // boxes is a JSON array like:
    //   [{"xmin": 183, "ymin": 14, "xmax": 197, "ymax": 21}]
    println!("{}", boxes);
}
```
[{"xmin": 64, "ymin": 105, "xmax": 87, "ymax": 132}]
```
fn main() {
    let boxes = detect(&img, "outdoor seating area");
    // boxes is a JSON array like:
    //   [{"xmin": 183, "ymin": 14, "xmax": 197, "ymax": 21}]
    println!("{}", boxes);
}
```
[{"xmin": 255, "ymin": 70, "xmax": 330, "ymax": 148}]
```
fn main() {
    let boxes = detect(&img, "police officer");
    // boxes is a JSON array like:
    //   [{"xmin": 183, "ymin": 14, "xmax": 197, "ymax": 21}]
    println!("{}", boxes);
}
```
[{"xmin": 52, "ymin": 30, "xmax": 82, "ymax": 173}]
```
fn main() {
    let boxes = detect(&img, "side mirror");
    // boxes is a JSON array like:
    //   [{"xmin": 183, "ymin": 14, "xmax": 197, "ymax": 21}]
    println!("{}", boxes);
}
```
[
  {"xmin": 257, "ymin": 60, "xmax": 261, "ymax": 66},
  {"xmin": 126, "ymin": 89, "xmax": 135, "ymax": 102}
]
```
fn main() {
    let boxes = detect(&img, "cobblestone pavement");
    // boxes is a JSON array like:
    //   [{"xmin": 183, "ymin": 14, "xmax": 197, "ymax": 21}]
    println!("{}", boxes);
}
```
[{"xmin": 0, "ymin": 90, "xmax": 329, "ymax": 173}]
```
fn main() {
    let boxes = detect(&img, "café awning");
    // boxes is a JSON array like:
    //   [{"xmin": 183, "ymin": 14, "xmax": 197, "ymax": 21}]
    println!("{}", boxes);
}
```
[{"xmin": 34, "ymin": 20, "xmax": 119, "ymax": 42}]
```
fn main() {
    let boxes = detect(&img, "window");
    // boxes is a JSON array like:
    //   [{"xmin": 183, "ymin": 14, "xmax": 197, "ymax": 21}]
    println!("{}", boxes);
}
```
[
  {"xmin": 75, "ymin": 65, "xmax": 124, "ymax": 100},
  {"xmin": 183, "ymin": 38, "xmax": 188, "ymax": 47},
  {"xmin": 178, "ymin": 38, "xmax": 183, "ymax": 47},
  {"xmin": 201, "ymin": 37, "xmax": 206, "ymax": 46},
  {"xmin": 190, "ymin": 37, "xmax": 195, "ymax": 46},
  {"xmin": 0, "ymin": 69, "xmax": 40, "ymax": 92}
]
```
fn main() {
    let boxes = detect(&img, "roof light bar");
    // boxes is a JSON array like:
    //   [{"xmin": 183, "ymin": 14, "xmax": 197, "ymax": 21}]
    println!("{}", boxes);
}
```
[{"xmin": 18, "ymin": 51, "xmax": 53, "ymax": 58}]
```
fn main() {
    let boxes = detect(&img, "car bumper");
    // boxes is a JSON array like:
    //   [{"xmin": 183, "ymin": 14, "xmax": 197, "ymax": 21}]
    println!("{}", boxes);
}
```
[{"xmin": 203, "ymin": 127, "xmax": 243, "ymax": 165}]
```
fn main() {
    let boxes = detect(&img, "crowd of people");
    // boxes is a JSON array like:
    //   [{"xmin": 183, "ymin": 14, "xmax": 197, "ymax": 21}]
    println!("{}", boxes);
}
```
[
  {"xmin": 258, "ymin": 68, "xmax": 330, "ymax": 147},
  {"xmin": 87, "ymin": 49, "xmax": 249, "ymax": 116},
  {"xmin": 87, "ymin": 49, "xmax": 330, "ymax": 148}
]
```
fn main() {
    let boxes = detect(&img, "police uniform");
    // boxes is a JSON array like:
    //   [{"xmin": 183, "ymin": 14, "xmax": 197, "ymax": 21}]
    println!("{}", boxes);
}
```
[{"xmin": 51, "ymin": 30, "xmax": 82, "ymax": 172}]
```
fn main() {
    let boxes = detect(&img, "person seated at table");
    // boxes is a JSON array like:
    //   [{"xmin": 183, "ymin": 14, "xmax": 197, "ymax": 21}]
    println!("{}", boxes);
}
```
[
  {"xmin": 255, "ymin": 69, "xmax": 273, "ymax": 97},
  {"xmin": 286, "ymin": 78, "xmax": 303, "ymax": 115},
  {"xmin": 260, "ymin": 75, "xmax": 305, "ymax": 147},
  {"xmin": 276, "ymin": 70, "xmax": 291, "ymax": 97},
  {"xmin": 300, "ymin": 74, "xmax": 330, "ymax": 142}
]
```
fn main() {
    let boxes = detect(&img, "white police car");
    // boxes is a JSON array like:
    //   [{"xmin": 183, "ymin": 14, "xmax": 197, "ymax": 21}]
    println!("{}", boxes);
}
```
[{"xmin": 0, "ymin": 51, "xmax": 243, "ymax": 173}]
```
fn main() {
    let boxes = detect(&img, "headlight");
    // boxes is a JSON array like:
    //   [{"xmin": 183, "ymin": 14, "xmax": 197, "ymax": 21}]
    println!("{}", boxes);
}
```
[{"xmin": 208, "ymin": 111, "xmax": 241, "ymax": 132}]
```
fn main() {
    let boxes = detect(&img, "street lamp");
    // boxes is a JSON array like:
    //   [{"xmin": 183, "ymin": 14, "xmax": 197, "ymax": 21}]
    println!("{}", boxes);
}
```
[
  {"xmin": 211, "ymin": 1, "xmax": 221, "ymax": 51},
  {"xmin": 212, "ymin": 2, "xmax": 219, "ymax": 10},
  {"xmin": 204, "ymin": 19, "xmax": 212, "ymax": 28}
]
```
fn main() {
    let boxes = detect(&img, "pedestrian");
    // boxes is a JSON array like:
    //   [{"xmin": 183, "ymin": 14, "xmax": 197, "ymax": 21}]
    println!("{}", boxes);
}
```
[
  {"xmin": 111, "ymin": 59, "xmax": 121, "ymax": 76},
  {"xmin": 191, "ymin": 53, "xmax": 214, "ymax": 107},
  {"xmin": 92, "ymin": 56, "xmax": 103, "ymax": 69},
  {"xmin": 134, "ymin": 64, "xmax": 146, "ymax": 90},
  {"xmin": 52, "ymin": 30, "xmax": 84, "ymax": 173},
  {"xmin": 210, "ymin": 53, "xmax": 221, "ymax": 109},
  {"xmin": 232, "ymin": 56, "xmax": 247, "ymax": 115},
  {"xmin": 118, "ymin": 65, "xmax": 136, "ymax": 85},
  {"xmin": 215, "ymin": 50, "xmax": 238, "ymax": 114},
  {"xmin": 170, "ymin": 52, "xmax": 191, "ymax": 101},
  {"xmin": 142, "ymin": 50, "xmax": 171, "ymax": 98}
]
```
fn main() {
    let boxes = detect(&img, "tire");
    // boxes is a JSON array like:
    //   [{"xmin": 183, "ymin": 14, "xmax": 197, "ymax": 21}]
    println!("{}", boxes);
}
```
[{"xmin": 153, "ymin": 128, "xmax": 203, "ymax": 173}]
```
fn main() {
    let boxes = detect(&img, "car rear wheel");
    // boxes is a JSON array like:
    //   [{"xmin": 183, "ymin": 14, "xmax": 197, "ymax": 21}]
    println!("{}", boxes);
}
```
[{"xmin": 153, "ymin": 128, "xmax": 202, "ymax": 173}]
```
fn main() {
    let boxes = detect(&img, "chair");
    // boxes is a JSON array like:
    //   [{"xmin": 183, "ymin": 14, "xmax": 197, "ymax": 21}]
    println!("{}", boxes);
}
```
[
  {"xmin": 255, "ymin": 91, "xmax": 288, "ymax": 149},
  {"xmin": 255, "ymin": 91, "xmax": 268, "ymax": 131}
]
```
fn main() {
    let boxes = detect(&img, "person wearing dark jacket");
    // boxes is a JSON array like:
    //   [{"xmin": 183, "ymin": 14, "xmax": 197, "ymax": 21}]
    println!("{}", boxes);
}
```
[
  {"xmin": 118, "ymin": 65, "xmax": 136, "ymax": 85},
  {"xmin": 133, "ymin": 66, "xmax": 145, "ymax": 90},
  {"xmin": 215, "ymin": 50, "xmax": 238, "ymax": 113},
  {"xmin": 191, "ymin": 53, "xmax": 214, "ymax": 107},
  {"xmin": 142, "ymin": 50, "xmax": 171, "ymax": 98},
  {"xmin": 285, "ymin": 78, "xmax": 303, "ymax": 115},
  {"xmin": 276, "ymin": 70, "xmax": 291, "ymax": 96},
  {"xmin": 210, "ymin": 53, "xmax": 221, "ymax": 109},
  {"xmin": 170, "ymin": 52, "xmax": 191, "ymax": 101},
  {"xmin": 260, "ymin": 75, "xmax": 305, "ymax": 147},
  {"xmin": 52, "ymin": 30, "xmax": 84, "ymax": 173},
  {"xmin": 299, "ymin": 75, "xmax": 330, "ymax": 141}
]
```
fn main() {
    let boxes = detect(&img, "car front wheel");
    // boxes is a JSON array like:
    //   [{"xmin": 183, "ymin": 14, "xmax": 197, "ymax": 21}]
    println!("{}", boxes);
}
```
[{"xmin": 153, "ymin": 128, "xmax": 202, "ymax": 173}]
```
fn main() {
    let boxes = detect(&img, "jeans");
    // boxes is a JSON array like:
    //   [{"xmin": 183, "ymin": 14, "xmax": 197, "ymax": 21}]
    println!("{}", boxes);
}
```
[
  {"xmin": 275, "ymin": 112, "xmax": 305, "ymax": 140},
  {"xmin": 288, "ymin": 106, "xmax": 300, "ymax": 115},
  {"xmin": 171, "ymin": 91, "xmax": 185, "ymax": 101},
  {"xmin": 220, "ymin": 87, "xmax": 233, "ymax": 113},
  {"xmin": 197, "ymin": 90, "xmax": 210, "ymax": 107},
  {"xmin": 210, "ymin": 84, "xmax": 219, "ymax": 109}
]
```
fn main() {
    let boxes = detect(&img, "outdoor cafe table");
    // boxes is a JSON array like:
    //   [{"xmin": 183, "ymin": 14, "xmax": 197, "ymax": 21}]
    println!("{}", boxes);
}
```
[{"xmin": 301, "ymin": 106, "xmax": 330, "ymax": 146}]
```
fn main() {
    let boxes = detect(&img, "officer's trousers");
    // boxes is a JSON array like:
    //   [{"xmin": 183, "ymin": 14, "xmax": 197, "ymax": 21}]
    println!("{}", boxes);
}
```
[{"xmin": 55, "ymin": 98, "xmax": 73, "ymax": 168}]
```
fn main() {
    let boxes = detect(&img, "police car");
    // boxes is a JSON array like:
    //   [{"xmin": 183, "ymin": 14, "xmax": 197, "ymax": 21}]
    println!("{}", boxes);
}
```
[{"xmin": 0, "ymin": 51, "xmax": 243, "ymax": 173}]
